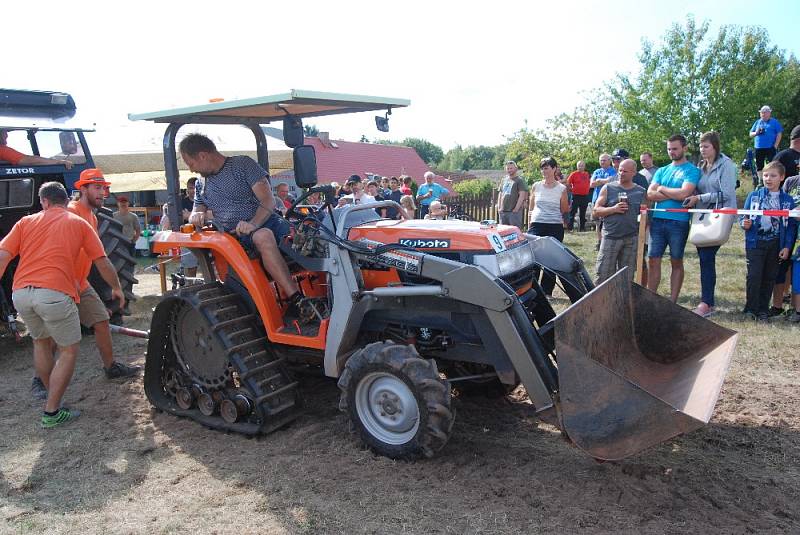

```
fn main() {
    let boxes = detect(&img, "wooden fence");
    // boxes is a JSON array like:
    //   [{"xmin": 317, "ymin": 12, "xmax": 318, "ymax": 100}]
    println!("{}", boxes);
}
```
[{"xmin": 442, "ymin": 192, "xmax": 532, "ymax": 228}]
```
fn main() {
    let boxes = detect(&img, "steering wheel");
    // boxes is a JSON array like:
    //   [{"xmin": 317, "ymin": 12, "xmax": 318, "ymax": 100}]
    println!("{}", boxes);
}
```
[{"xmin": 285, "ymin": 185, "xmax": 336, "ymax": 222}]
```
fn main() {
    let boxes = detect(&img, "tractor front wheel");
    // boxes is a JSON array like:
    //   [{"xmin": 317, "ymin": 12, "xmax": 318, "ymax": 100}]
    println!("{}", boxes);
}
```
[{"xmin": 338, "ymin": 341, "xmax": 454, "ymax": 460}]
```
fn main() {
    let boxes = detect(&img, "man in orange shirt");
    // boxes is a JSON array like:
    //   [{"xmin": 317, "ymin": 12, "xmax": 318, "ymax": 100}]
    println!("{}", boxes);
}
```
[
  {"xmin": 31, "ymin": 170, "xmax": 141, "ymax": 398},
  {"xmin": 0, "ymin": 182, "xmax": 125, "ymax": 428},
  {"xmin": 567, "ymin": 161, "xmax": 591, "ymax": 231},
  {"xmin": 0, "ymin": 129, "xmax": 75, "ymax": 169}
]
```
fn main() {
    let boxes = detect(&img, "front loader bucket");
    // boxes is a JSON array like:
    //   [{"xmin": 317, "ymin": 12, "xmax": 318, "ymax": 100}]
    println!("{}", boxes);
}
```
[{"xmin": 553, "ymin": 269, "xmax": 737, "ymax": 461}]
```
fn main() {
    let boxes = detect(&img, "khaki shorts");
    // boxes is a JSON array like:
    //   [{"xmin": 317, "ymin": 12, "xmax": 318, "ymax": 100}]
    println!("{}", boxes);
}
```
[
  {"xmin": 12, "ymin": 287, "xmax": 81, "ymax": 346},
  {"xmin": 78, "ymin": 286, "xmax": 110, "ymax": 327}
]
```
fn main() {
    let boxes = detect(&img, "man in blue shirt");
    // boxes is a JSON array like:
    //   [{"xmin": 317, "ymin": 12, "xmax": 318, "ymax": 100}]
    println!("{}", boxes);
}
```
[
  {"xmin": 646, "ymin": 134, "xmax": 701, "ymax": 303},
  {"xmin": 416, "ymin": 171, "xmax": 449, "ymax": 218},
  {"xmin": 750, "ymin": 105, "xmax": 783, "ymax": 180}
]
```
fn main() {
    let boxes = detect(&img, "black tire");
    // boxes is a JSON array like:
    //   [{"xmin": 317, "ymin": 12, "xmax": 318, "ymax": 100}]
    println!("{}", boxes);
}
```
[
  {"xmin": 559, "ymin": 264, "xmax": 594, "ymax": 303},
  {"xmin": 338, "ymin": 341, "xmax": 454, "ymax": 460},
  {"xmin": 87, "ymin": 207, "xmax": 138, "ymax": 320}
]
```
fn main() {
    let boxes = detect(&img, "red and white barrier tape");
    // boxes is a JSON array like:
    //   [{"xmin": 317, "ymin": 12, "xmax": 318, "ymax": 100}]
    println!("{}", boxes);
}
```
[{"xmin": 642, "ymin": 207, "xmax": 800, "ymax": 217}]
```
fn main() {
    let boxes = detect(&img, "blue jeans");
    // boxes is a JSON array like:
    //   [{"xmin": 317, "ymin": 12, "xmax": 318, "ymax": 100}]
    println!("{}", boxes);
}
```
[
  {"xmin": 697, "ymin": 245, "xmax": 720, "ymax": 307},
  {"xmin": 648, "ymin": 218, "xmax": 690, "ymax": 259},
  {"xmin": 238, "ymin": 213, "xmax": 290, "ymax": 251}
]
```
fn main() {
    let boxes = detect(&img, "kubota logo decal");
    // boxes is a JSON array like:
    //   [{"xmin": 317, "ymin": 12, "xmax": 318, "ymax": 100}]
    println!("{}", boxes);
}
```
[{"xmin": 398, "ymin": 238, "xmax": 451, "ymax": 249}]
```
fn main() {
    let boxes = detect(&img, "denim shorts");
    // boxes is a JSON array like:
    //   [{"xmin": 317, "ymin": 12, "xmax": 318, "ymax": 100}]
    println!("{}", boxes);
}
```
[
  {"xmin": 648, "ymin": 218, "xmax": 690, "ymax": 259},
  {"xmin": 238, "ymin": 213, "xmax": 290, "ymax": 251}
]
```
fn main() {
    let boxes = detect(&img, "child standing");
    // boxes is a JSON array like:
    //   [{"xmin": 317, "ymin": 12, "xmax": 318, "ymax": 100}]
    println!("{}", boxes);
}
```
[{"xmin": 741, "ymin": 161, "xmax": 797, "ymax": 321}]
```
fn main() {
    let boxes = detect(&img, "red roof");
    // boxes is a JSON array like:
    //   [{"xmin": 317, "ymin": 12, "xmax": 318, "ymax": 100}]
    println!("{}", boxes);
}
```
[{"xmin": 302, "ymin": 137, "xmax": 434, "ymax": 186}]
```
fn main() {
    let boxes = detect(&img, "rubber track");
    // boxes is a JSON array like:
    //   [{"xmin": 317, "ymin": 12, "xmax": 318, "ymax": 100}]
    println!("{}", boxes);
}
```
[
  {"xmin": 88, "ymin": 207, "xmax": 138, "ymax": 315},
  {"xmin": 148, "ymin": 282, "xmax": 302, "ymax": 434}
]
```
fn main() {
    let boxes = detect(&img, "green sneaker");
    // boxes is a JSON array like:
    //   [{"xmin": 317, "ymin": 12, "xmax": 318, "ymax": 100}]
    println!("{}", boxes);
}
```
[{"xmin": 41, "ymin": 408, "xmax": 81, "ymax": 429}]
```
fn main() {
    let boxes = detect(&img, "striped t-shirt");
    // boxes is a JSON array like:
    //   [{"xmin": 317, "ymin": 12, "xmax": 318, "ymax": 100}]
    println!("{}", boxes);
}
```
[{"xmin": 195, "ymin": 156, "xmax": 271, "ymax": 232}]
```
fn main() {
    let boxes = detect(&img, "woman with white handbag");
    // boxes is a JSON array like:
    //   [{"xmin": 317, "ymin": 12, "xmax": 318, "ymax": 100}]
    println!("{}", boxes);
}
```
[{"xmin": 683, "ymin": 132, "xmax": 738, "ymax": 317}]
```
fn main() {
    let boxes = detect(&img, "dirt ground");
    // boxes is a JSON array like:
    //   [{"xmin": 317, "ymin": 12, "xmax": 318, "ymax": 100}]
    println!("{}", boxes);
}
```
[{"xmin": 1, "ymin": 250, "xmax": 799, "ymax": 534}]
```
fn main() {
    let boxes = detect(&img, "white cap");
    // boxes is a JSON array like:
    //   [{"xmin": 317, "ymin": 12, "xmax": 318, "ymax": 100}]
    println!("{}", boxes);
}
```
[{"xmin": 760, "ymin": 105, "xmax": 772, "ymax": 113}]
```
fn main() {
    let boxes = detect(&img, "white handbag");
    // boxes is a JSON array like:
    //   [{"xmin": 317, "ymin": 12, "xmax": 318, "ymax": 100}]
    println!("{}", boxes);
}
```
[{"xmin": 689, "ymin": 192, "xmax": 734, "ymax": 247}]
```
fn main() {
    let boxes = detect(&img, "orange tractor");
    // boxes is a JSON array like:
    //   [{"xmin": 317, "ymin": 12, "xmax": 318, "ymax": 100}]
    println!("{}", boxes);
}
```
[{"xmin": 130, "ymin": 92, "xmax": 737, "ymax": 460}]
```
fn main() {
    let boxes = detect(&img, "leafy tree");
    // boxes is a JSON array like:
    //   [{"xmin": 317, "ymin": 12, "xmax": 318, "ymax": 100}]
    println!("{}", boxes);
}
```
[
  {"xmin": 372, "ymin": 137, "xmax": 444, "ymax": 165},
  {"xmin": 359, "ymin": 135, "xmax": 370, "ymax": 143},
  {"xmin": 453, "ymin": 178, "xmax": 495, "ymax": 196},
  {"xmin": 439, "ymin": 145, "xmax": 468, "ymax": 171},
  {"xmin": 303, "ymin": 124, "xmax": 319, "ymax": 137},
  {"xmin": 610, "ymin": 18, "xmax": 800, "ymax": 160},
  {"xmin": 439, "ymin": 144, "xmax": 509, "ymax": 171},
  {"xmin": 402, "ymin": 137, "xmax": 444, "ymax": 165},
  {"xmin": 506, "ymin": 18, "xmax": 800, "ymax": 173}
]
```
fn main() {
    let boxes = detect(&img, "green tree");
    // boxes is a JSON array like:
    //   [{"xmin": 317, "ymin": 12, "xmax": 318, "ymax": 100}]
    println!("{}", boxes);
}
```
[
  {"xmin": 303, "ymin": 124, "xmax": 319, "ymax": 137},
  {"xmin": 609, "ymin": 18, "xmax": 800, "ymax": 160},
  {"xmin": 402, "ymin": 137, "xmax": 444, "ymax": 165},
  {"xmin": 439, "ymin": 144, "xmax": 509, "ymax": 171},
  {"xmin": 439, "ymin": 145, "xmax": 467, "ymax": 171},
  {"xmin": 506, "ymin": 18, "xmax": 800, "ymax": 172},
  {"xmin": 453, "ymin": 178, "xmax": 495, "ymax": 196}
]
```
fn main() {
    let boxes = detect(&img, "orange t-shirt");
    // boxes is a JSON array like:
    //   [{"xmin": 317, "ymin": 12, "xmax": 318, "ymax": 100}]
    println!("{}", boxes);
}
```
[
  {"xmin": 68, "ymin": 200, "xmax": 99, "ymax": 292},
  {"xmin": 0, "ymin": 145, "xmax": 25, "ymax": 165},
  {"xmin": 0, "ymin": 206, "xmax": 105, "ymax": 302},
  {"xmin": 567, "ymin": 171, "xmax": 591, "ymax": 196}
]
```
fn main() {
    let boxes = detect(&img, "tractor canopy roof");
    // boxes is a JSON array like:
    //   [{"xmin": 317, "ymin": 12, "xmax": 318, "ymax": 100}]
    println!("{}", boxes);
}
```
[
  {"xmin": 0, "ymin": 89, "xmax": 95, "ymax": 131},
  {"xmin": 127, "ymin": 89, "xmax": 410, "ymax": 125}
]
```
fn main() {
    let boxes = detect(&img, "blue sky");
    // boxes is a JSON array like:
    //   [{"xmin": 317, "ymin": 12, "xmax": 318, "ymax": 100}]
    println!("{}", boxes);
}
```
[{"xmin": 5, "ymin": 0, "xmax": 798, "ymax": 154}]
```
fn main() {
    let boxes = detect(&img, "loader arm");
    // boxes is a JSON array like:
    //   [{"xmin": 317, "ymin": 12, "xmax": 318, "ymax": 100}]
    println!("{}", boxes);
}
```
[{"xmin": 322, "ymin": 233, "xmax": 737, "ymax": 461}]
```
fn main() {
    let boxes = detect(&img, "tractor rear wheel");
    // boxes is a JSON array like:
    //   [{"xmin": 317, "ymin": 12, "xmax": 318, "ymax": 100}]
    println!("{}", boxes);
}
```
[
  {"xmin": 88, "ymin": 206, "xmax": 138, "ymax": 323},
  {"xmin": 338, "ymin": 341, "xmax": 454, "ymax": 460}
]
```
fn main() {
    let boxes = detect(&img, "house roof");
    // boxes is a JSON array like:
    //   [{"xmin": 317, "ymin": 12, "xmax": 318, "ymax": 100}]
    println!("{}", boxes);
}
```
[{"xmin": 303, "ymin": 137, "xmax": 435, "ymax": 186}]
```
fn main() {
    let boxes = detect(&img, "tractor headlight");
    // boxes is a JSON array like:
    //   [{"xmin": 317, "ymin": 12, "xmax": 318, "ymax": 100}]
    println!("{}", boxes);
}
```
[{"xmin": 496, "ymin": 244, "xmax": 534, "ymax": 276}]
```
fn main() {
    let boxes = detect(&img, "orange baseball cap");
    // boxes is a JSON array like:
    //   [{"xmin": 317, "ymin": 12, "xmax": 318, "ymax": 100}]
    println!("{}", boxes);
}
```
[{"xmin": 74, "ymin": 168, "xmax": 111, "ymax": 188}]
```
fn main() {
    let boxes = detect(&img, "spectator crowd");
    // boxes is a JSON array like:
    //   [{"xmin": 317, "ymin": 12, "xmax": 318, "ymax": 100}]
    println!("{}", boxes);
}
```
[{"xmin": 499, "ymin": 105, "xmax": 800, "ymax": 323}]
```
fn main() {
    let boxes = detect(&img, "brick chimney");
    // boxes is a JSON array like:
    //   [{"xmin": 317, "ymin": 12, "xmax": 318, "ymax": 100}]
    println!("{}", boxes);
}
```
[
  {"xmin": 318, "ymin": 132, "xmax": 331, "ymax": 147},
  {"xmin": 318, "ymin": 132, "xmax": 338, "ymax": 149}
]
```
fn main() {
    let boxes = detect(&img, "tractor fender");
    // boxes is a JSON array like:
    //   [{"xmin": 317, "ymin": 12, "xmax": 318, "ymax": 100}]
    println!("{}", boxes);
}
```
[{"xmin": 151, "ymin": 229, "xmax": 327, "ymax": 349}]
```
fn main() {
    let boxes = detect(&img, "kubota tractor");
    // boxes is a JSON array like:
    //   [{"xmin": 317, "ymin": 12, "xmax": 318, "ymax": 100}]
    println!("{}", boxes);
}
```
[{"xmin": 131, "ymin": 91, "xmax": 737, "ymax": 461}]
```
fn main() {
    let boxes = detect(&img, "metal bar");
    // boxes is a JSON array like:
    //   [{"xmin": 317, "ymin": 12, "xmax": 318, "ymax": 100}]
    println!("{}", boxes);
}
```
[
  {"xmin": 447, "ymin": 372, "xmax": 498, "ymax": 383},
  {"xmin": 636, "ymin": 211, "xmax": 647, "ymax": 285},
  {"xmin": 109, "ymin": 324, "xmax": 150, "ymax": 339},
  {"xmin": 162, "ymin": 123, "xmax": 183, "ymax": 232},
  {"xmin": 361, "ymin": 286, "xmax": 444, "ymax": 298}
]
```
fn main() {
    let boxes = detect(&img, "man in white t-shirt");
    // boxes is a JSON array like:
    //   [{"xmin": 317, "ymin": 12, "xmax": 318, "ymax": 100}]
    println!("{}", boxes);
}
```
[{"xmin": 337, "ymin": 175, "xmax": 376, "ymax": 206}]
